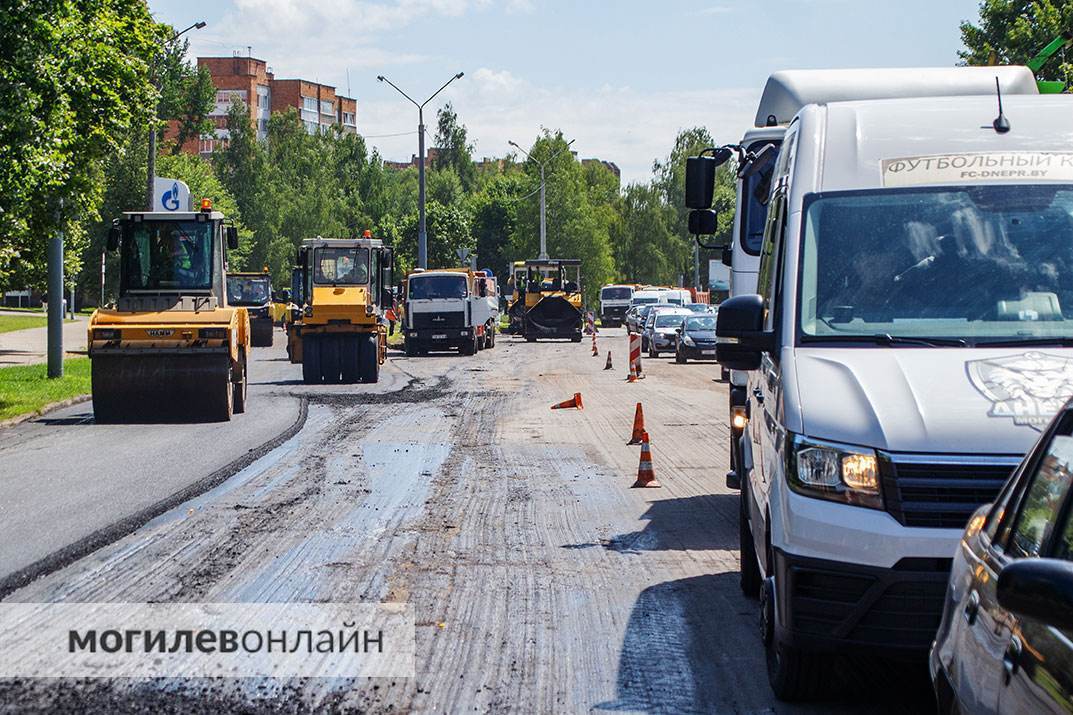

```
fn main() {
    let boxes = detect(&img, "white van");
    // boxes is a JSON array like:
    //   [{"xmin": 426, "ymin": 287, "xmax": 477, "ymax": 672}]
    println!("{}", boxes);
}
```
[
  {"xmin": 599, "ymin": 284, "xmax": 634, "ymax": 326},
  {"xmin": 706, "ymin": 66, "xmax": 1041, "ymax": 491},
  {"xmin": 714, "ymin": 93, "xmax": 1073, "ymax": 699}
]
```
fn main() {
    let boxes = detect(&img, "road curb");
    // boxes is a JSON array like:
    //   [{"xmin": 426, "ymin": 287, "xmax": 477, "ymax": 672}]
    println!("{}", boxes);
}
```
[
  {"xmin": 0, "ymin": 394, "xmax": 92, "ymax": 431},
  {"xmin": 0, "ymin": 396, "xmax": 310, "ymax": 601}
]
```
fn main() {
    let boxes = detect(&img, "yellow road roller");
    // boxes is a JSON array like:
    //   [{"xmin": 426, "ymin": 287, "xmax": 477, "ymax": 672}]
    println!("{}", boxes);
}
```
[
  {"xmin": 287, "ymin": 232, "xmax": 394, "ymax": 384},
  {"xmin": 88, "ymin": 200, "xmax": 251, "ymax": 422}
]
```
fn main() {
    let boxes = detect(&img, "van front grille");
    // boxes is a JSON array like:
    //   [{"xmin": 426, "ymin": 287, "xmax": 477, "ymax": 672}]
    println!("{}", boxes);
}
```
[{"xmin": 879, "ymin": 454, "xmax": 1019, "ymax": 529}]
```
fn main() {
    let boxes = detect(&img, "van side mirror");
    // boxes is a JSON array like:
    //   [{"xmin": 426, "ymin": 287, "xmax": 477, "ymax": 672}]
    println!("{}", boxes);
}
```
[
  {"xmin": 106, "ymin": 226, "xmax": 121, "ymax": 252},
  {"xmin": 688, "ymin": 209, "xmax": 718, "ymax": 236},
  {"xmin": 998, "ymin": 559, "xmax": 1073, "ymax": 631},
  {"xmin": 716, "ymin": 294, "xmax": 774, "ymax": 370},
  {"xmin": 226, "ymin": 226, "xmax": 239, "ymax": 250}
]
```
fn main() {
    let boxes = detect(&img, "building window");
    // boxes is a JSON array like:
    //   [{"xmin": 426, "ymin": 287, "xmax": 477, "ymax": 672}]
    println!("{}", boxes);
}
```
[
  {"xmin": 342, "ymin": 112, "xmax": 356, "ymax": 126},
  {"xmin": 320, "ymin": 100, "xmax": 334, "ymax": 115},
  {"xmin": 302, "ymin": 96, "xmax": 317, "ymax": 112},
  {"xmin": 304, "ymin": 120, "xmax": 318, "ymax": 135}
]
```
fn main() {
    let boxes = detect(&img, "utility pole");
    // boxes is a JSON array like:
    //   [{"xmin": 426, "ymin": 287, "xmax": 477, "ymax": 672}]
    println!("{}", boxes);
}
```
[
  {"xmin": 377, "ymin": 72, "xmax": 465, "ymax": 269},
  {"xmin": 47, "ymin": 200, "xmax": 64, "ymax": 378},
  {"xmin": 508, "ymin": 137, "xmax": 575, "ymax": 260},
  {"xmin": 146, "ymin": 21, "xmax": 206, "ymax": 210}
]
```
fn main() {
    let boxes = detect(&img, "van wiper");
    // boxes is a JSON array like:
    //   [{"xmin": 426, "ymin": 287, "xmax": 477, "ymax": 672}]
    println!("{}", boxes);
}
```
[
  {"xmin": 873, "ymin": 334, "xmax": 969, "ymax": 347},
  {"xmin": 973, "ymin": 337, "xmax": 1073, "ymax": 347}
]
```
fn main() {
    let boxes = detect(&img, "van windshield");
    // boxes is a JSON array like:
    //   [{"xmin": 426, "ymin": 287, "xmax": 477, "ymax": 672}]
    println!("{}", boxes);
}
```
[{"xmin": 799, "ymin": 185, "xmax": 1073, "ymax": 344}]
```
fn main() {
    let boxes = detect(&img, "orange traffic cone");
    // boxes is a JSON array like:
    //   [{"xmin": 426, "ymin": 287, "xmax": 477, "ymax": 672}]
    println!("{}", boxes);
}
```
[
  {"xmin": 632, "ymin": 431, "xmax": 661, "ymax": 488},
  {"xmin": 626, "ymin": 361, "xmax": 638, "ymax": 382},
  {"xmin": 627, "ymin": 403, "xmax": 645, "ymax": 444},
  {"xmin": 604, "ymin": 351, "xmax": 613, "ymax": 370},
  {"xmin": 551, "ymin": 392, "xmax": 584, "ymax": 410},
  {"xmin": 592, "ymin": 343, "xmax": 599, "ymax": 357}
]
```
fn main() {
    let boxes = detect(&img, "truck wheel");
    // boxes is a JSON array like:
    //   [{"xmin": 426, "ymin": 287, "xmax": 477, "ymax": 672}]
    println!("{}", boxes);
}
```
[
  {"xmin": 489, "ymin": 328, "xmax": 496, "ymax": 349},
  {"xmin": 405, "ymin": 340, "xmax": 418, "ymax": 357},
  {"xmin": 739, "ymin": 488, "xmax": 760, "ymax": 597},
  {"xmin": 232, "ymin": 352, "xmax": 248, "ymax": 414},
  {"xmin": 320, "ymin": 335, "xmax": 341, "ymax": 383},
  {"xmin": 762, "ymin": 577, "xmax": 828, "ymax": 701},
  {"xmin": 461, "ymin": 335, "xmax": 476, "ymax": 355},
  {"xmin": 525, "ymin": 336, "xmax": 536, "ymax": 343},
  {"xmin": 359, "ymin": 334, "xmax": 379, "ymax": 383},
  {"xmin": 302, "ymin": 336, "xmax": 321, "ymax": 384}
]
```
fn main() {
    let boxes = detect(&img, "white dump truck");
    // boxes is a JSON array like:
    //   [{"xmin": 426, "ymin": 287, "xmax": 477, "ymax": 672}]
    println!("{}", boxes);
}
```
[{"xmin": 403, "ymin": 268, "xmax": 498, "ymax": 356}]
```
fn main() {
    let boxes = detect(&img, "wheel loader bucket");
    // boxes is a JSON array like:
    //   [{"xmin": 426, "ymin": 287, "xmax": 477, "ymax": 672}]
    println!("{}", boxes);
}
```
[{"xmin": 91, "ymin": 353, "xmax": 233, "ymax": 423}]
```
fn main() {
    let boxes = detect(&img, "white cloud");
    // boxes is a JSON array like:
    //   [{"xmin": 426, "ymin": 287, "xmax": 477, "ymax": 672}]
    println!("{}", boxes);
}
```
[{"xmin": 162, "ymin": 0, "xmax": 759, "ymax": 184}]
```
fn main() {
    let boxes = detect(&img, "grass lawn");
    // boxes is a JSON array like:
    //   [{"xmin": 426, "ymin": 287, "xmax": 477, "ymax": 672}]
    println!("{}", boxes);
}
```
[
  {"xmin": 0, "ymin": 314, "xmax": 47, "ymax": 334},
  {"xmin": 0, "ymin": 358, "xmax": 91, "ymax": 421},
  {"xmin": 387, "ymin": 329, "xmax": 405, "ymax": 348}
]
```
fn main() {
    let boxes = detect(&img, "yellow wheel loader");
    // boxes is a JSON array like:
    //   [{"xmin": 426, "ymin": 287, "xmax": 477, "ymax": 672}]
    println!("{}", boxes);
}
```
[
  {"xmin": 226, "ymin": 271, "xmax": 275, "ymax": 347},
  {"xmin": 287, "ymin": 233, "xmax": 394, "ymax": 384},
  {"xmin": 88, "ymin": 201, "xmax": 251, "ymax": 422}
]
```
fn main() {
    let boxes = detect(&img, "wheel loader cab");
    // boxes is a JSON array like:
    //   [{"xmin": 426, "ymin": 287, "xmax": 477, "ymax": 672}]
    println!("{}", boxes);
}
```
[
  {"xmin": 288, "ymin": 235, "xmax": 393, "ymax": 384},
  {"xmin": 88, "ymin": 207, "xmax": 251, "ymax": 423},
  {"xmin": 227, "ymin": 272, "xmax": 275, "ymax": 347}
]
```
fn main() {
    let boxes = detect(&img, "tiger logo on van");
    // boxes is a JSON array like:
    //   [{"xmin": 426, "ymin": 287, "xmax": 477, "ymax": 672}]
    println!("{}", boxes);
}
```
[{"xmin": 967, "ymin": 352, "xmax": 1073, "ymax": 430}]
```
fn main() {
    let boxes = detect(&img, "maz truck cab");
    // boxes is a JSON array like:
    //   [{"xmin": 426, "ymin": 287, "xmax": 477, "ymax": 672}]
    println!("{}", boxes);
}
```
[{"xmin": 711, "ymin": 93, "xmax": 1073, "ymax": 700}]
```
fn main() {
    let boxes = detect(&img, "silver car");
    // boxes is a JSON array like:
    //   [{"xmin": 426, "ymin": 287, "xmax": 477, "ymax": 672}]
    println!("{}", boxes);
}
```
[{"xmin": 642, "ymin": 307, "xmax": 691, "ymax": 357}]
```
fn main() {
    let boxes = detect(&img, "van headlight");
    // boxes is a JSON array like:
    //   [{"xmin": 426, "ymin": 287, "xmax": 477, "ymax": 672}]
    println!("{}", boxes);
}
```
[
  {"xmin": 682, "ymin": 334, "xmax": 696, "ymax": 346},
  {"xmin": 788, "ymin": 434, "xmax": 882, "ymax": 509}
]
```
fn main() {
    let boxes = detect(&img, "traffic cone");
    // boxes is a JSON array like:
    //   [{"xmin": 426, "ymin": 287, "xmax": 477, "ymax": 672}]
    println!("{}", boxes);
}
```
[
  {"xmin": 627, "ymin": 402, "xmax": 645, "ymax": 444},
  {"xmin": 632, "ymin": 431, "xmax": 661, "ymax": 488},
  {"xmin": 626, "ymin": 360, "xmax": 638, "ymax": 382},
  {"xmin": 604, "ymin": 351, "xmax": 613, "ymax": 370},
  {"xmin": 551, "ymin": 392, "xmax": 584, "ymax": 410}
]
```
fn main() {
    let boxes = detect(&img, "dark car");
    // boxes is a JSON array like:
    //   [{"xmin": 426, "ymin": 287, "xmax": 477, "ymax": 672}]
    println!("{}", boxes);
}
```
[
  {"xmin": 673, "ymin": 314, "xmax": 718, "ymax": 363},
  {"xmin": 931, "ymin": 400, "xmax": 1073, "ymax": 714}
]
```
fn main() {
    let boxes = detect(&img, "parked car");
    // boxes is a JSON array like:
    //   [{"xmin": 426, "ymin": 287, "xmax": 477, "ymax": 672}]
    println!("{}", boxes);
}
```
[
  {"xmin": 642, "ymin": 307, "xmax": 691, "ymax": 356},
  {"xmin": 931, "ymin": 400, "xmax": 1073, "ymax": 715},
  {"xmin": 626, "ymin": 304, "xmax": 656, "ymax": 334},
  {"xmin": 674, "ymin": 314, "xmax": 718, "ymax": 363}
]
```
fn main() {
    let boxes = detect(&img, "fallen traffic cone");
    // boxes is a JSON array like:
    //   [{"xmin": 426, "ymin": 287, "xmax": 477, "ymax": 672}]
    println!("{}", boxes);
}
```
[
  {"xmin": 604, "ymin": 351, "xmax": 613, "ymax": 370},
  {"xmin": 631, "ymin": 431, "xmax": 661, "ymax": 488},
  {"xmin": 627, "ymin": 402, "xmax": 645, "ymax": 444},
  {"xmin": 551, "ymin": 392, "xmax": 584, "ymax": 410}
]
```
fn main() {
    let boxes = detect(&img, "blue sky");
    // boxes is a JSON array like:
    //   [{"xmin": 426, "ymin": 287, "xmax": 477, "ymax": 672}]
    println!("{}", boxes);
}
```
[{"xmin": 150, "ymin": 0, "xmax": 985, "ymax": 182}]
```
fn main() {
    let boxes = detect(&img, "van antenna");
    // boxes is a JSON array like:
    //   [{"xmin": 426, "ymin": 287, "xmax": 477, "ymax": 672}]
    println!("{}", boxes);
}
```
[{"xmin": 992, "ymin": 77, "xmax": 1010, "ymax": 134}]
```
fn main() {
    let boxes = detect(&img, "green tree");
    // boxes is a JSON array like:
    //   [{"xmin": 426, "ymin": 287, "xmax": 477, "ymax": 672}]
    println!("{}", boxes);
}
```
[
  {"xmin": 960, "ymin": 1, "xmax": 1073, "ymax": 84},
  {"xmin": 433, "ymin": 102, "xmax": 477, "ymax": 192},
  {"xmin": 511, "ymin": 131, "xmax": 614, "ymax": 306},
  {"xmin": 156, "ymin": 40, "xmax": 215, "ymax": 154},
  {"xmin": 393, "ymin": 201, "xmax": 473, "ymax": 274},
  {"xmin": 469, "ymin": 172, "xmax": 526, "ymax": 277},
  {"xmin": 0, "ymin": 0, "xmax": 160, "ymax": 290},
  {"xmin": 614, "ymin": 183, "xmax": 677, "ymax": 285}
]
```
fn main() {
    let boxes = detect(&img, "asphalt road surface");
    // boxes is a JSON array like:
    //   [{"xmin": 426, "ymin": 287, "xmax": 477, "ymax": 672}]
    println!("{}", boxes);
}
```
[{"xmin": 0, "ymin": 327, "xmax": 934, "ymax": 713}]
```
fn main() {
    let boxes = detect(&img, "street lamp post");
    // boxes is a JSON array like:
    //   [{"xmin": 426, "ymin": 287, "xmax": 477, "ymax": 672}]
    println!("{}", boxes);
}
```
[
  {"xmin": 146, "ymin": 21, "xmax": 206, "ymax": 211},
  {"xmin": 508, "ymin": 138, "xmax": 575, "ymax": 260},
  {"xmin": 377, "ymin": 72, "xmax": 465, "ymax": 269}
]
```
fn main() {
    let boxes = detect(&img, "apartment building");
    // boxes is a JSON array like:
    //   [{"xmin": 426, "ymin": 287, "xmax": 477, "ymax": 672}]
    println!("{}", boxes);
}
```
[{"xmin": 172, "ymin": 54, "xmax": 358, "ymax": 157}]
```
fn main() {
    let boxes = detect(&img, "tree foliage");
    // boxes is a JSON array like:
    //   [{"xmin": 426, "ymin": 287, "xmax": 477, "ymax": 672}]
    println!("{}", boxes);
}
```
[
  {"xmin": 960, "ymin": 1, "xmax": 1073, "ymax": 84},
  {"xmin": 0, "ymin": 0, "xmax": 160, "ymax": 290}
]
